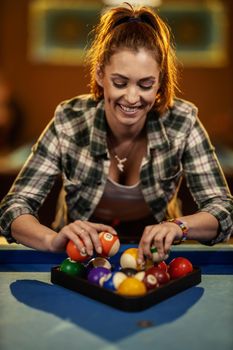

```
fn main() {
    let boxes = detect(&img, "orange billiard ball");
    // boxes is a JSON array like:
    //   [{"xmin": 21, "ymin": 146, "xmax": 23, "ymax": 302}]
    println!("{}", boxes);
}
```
[
  {"xmin": 66, "ymin": 240, "xmax": 91, "ymax": 262},
  {"xmin": 98, "ymin": 232, "xmax": 120, "ymax": 257}
]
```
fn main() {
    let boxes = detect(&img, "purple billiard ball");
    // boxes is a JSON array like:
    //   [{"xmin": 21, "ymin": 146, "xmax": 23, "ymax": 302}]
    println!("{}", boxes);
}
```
[{"xmin": 87, "ymin": 267, "xmax": 110, "ymax": 286}]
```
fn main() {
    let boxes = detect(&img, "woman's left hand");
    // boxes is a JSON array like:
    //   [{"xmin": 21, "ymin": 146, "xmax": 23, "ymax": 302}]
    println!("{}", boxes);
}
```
[{"xmin": 137, "ymin": 222, "xmax": 183, "ymax": 264}]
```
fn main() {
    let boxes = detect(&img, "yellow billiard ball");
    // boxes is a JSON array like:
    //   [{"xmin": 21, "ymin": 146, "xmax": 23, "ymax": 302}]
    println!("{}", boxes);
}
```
[
  {"xmin": 120, "ymin": 248, "xmax": 143, "ymax": 271},
  {"xmin": 117, "ymin": 277, "xmax": 147, "ymax": 296}
]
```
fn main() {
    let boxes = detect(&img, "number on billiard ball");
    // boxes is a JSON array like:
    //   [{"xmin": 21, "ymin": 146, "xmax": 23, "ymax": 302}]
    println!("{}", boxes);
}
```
[
  {"xmin": 98, "ymin": 231, "xmax": 120, "ymax": 257},
  {"xmin": 144, "ymin": 266, "xmax": 170, "ymax": 286}
]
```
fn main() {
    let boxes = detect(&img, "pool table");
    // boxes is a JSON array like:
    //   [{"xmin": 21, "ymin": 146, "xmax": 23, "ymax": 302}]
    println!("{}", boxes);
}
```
[{"xmin": 0, "ymin": 242, "xmax": 233, "ymax": 350}]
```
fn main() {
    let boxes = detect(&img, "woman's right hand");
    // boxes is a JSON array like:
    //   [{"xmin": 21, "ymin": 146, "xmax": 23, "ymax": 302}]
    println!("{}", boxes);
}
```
[{"xmin": 51, "ymin": 220, "xmax": 118, "ymax": 256}]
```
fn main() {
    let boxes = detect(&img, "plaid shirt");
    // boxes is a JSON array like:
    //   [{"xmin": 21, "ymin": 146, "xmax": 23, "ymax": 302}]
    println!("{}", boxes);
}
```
[{"xmin": 0, "ymin": 95, "xmax": 232, "ymax": 244}]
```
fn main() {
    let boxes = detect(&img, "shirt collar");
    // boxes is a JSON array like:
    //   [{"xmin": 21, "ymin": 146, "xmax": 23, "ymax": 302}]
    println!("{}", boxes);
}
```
[
  {"xmin": 89, "ymin": 99, "xmax": 108, "ymax": 157},
  {"xmin": 89, "ymin": 101, "xmax": 170, "ymax": 157}
]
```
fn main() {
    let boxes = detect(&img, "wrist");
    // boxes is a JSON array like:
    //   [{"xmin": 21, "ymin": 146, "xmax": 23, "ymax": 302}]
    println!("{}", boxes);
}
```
[{"xmin": 164, "ymin": 218, "xmax": 189, "ymax": 243}]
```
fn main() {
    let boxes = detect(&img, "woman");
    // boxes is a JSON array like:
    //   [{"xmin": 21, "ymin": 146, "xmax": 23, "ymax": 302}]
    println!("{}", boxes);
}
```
[{"xmin": 0, "ymin": 4, "xmax": 232, "ymax": 264}]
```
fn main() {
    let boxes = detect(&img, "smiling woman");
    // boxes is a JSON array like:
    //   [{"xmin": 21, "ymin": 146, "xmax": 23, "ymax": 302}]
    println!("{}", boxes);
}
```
[{"xmin": 0, "ymin": 3, "xmax": 232, "ymax": 265}]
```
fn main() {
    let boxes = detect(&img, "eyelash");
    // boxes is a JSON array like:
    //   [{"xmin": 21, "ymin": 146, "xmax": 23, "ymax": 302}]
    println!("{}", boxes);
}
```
[{"xmin": 113, "ymin": 82, "xmax": 153, "ymax": 90}]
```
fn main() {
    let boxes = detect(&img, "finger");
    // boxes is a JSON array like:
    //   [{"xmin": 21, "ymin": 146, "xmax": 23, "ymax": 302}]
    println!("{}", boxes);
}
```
[
  {"xmin": 59, "ymin": 225, "xmax": 87, "ymax": 254},
  {"xmin": 164, "ymin": 232, "xmax": 175, "ymax": 254},
  {"xmin": 138, "ymin": 225, "xmax": 155, "ymax": 261},
  {"xmin": 153, "ymin": 229, "xmax": 168, "ymax": 257},
  {"xmin": 76, "ymin": 222, "xmax": 97, "ymax": 256},
  {"xmin": 80, "ymin": 221, "xmax": 102, "ymax": 255},
  {"xmin": 88, "ymin": 222, "xmax": 118, "ymax": 236}
]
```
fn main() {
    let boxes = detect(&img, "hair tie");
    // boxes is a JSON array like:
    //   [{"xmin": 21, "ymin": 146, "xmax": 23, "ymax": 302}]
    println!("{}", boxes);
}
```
[{"xmin": 112, "ymin": 16, "xmax": 154, "ymax": 30}]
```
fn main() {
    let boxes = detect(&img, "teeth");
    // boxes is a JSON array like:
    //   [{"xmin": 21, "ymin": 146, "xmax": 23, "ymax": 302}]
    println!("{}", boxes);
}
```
[{"xmin": 119, "ymin": 104, "xmax": 140, "ymax": 113}]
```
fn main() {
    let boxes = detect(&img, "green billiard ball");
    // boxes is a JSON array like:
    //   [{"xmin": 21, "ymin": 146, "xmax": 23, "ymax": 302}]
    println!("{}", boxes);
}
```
[{"xmin": 60, "ymin": 258, "xmax": 86, "ymax": 276}]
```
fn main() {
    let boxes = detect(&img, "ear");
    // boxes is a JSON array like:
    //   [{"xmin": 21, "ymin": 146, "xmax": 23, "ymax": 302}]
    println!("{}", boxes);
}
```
[{"xmin": 95, "ymin": 65, "xmax": 104, "ymax": 87}]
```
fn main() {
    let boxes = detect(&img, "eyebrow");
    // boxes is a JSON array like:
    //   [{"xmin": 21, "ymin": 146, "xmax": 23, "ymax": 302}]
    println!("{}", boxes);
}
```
[{"xmin": 111, "ymin": 74, "xmax": 156, "ymax": 82}]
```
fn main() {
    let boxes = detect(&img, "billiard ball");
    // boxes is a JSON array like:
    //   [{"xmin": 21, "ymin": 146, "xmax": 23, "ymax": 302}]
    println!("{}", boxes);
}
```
[
  {"xmin": 150, "ymin": 246, "xmax": 169, "ymax": 263},
  {"xmin": 120, "ymin": 267, "xmax": 137, "ymax": 277},
  {"xmin": 60, "ymin": 258, "xmax": 86, "ymax": 276},
  {"xmin": 86, "ymin": 257, "xmax": 112, "ymax": 273},
  {"xmin": 103, "ymin": 271, "xmax": 127, "ymax": 291},
  {"xmin": 98, "ymin": 232, "xmax": 120, "ymax": 257},
  {"xmin": 87, "ymin": 267, "xmax": 111, "ymax": 285},
  {"xmin": 154, "ymin": 260, "xmax": 168, "ymax": 272},
  {"xmin": 66, "ymin": 240, "xmax": 90, "ymax": 262},
  {"xmin": 120, "ymin": 248, "xmax": 143, "ymax": 271},
  {"xmin": 117, "ymin": 277, "xmax": 147, "ymax": 296},
  {"xmin": 145, "ymin": 266, "xmax": 170, "ymax": 286},
  {"xmin": 168, "ymin": 257, "xmax": 193, "ymax": 279},
  {"xmin": 134, "ymin": 271, "xmax": 146, "ymax": 282},
  {"xmin": 143, "ymin": 272, "xmax": 158, "ymax": 290}
]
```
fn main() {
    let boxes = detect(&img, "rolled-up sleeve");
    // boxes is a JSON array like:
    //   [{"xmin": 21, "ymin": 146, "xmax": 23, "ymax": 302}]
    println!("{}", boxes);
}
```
[
  {"xmin": 0, "ymin": 116, "xmax": 62, "ymax": 242},
  {"xmin": 183, "ymin": 114, "xmax": 233, "ymax": 244}
]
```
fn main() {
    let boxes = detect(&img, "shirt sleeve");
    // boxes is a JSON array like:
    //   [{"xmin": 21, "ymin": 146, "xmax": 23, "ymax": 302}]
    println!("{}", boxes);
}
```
[
  {"xmin": 0, "ymin": 114, "xmax": 62, "ymax": 243},
  {"xmin": 182, "ymin": 114, "xmax": 233, "ymax": 245}
]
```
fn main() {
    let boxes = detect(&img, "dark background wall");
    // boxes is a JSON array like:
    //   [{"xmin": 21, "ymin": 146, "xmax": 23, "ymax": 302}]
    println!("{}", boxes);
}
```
[{"xmin": 0, "ymin": 0, "xmax": 232, "ymax": 147}]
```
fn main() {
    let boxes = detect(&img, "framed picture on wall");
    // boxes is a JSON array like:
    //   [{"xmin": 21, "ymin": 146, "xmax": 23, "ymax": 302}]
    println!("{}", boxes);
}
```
[
  {"xmin": 28, "ymin": 1, "xmax": 102, "ymax": 65},
  {"xmin": 159, "ymin": 2, "xmax": 228, "ymax": 67},
  {"xmin": 28, "ymin": 1, "xmax": 228, "ymax": 67}
]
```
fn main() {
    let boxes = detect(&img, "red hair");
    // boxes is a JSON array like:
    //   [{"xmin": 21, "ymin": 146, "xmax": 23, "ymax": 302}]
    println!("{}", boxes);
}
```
[{"xmin": 86, "ymin": 4, "xmax": 179, "ymax": 115}]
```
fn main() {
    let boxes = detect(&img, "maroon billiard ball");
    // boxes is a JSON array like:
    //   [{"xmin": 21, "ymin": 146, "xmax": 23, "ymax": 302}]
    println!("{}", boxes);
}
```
[
  {"xmin": 145, "ymin": 266, "xmax": 170, "ymax": 286},
  {"xmin": 168, "ymin": 257, "xmax": 193, "ymax": 279},
  {"xmin": 143, "ymin": 272, "xmax": 159, "ymax": 290},
  {"xmin": 154, "ymin": 260, "xmax": 168, "ymax": 272}
]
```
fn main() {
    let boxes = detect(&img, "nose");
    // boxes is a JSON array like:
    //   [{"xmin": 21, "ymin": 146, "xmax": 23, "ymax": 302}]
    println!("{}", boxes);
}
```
[{"xmin": 125, "ymin": 85, "xmax": 140, "ymax": 105}]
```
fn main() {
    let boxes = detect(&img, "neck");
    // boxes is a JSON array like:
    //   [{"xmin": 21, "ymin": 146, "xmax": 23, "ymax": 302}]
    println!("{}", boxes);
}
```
[{"xmin": 107, "ymin": 125, "xmax": 146, "ymax": 146}]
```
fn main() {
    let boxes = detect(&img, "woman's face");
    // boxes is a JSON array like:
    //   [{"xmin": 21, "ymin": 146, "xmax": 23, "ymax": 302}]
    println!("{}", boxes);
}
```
[{"xmin": 96, "ymin": 48, "xmax": 160, "ymax": 131}]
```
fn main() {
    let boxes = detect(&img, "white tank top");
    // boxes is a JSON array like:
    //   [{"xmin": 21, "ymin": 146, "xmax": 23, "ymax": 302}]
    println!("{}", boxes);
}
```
[{"xmin": 93, "ymin": 177, "xmax": 152, "ymax": 221}]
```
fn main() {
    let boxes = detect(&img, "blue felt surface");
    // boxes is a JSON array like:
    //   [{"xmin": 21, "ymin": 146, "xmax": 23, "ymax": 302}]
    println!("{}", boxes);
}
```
[{"xmin": 1, "ymin": 245, "xmax": 233, "ymax": 350}]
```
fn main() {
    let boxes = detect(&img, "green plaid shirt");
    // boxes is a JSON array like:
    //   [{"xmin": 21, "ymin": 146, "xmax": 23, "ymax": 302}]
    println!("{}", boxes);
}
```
[{"xmin": 0, "ymin": 95, "xmax": 232, "ymax": 244}]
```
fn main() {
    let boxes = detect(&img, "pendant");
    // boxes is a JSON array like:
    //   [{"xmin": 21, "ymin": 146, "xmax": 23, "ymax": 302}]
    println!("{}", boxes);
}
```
[{"xmin": 115, "ymin": 155, "xmax": 127, "ymax": 172}]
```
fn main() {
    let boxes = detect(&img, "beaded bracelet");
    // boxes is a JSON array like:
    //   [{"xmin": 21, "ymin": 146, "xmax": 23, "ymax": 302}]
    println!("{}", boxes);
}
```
[{"xmin": 164, "ymin": 218, "xmax": 189, "ymax": 242}]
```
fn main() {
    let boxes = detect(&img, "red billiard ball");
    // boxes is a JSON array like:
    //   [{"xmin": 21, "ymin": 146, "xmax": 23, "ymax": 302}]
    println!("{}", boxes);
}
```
[
  {"xmin": 168, "ymin": 257, "xmax": 193, "ymax": 279},
  {"xmin": 145, "ymin": 266, "xmax": 170, "ymax": 286},
  {"xmin": 60, "ymin": 258, "xmax": 86, "ymax": 276},
  {"xmin": 66, "ymin": 240, "xmax": 91, "ymax": 262},
  {"xmin": 98, "ymin": 232, "xmax": 120, "ymax": 257}
]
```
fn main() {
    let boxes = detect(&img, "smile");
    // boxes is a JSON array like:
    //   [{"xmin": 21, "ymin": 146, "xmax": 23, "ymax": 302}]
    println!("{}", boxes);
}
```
[{"xmin": 119, "ymin": 104, "xmax": 142, "ymax": 114}]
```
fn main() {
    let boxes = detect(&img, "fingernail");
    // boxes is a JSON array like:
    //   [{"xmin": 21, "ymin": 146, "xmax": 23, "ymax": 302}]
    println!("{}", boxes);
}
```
[
  {"xmin": 81, "ymin": 247, "xmax": 86, "ymax": 254},
  {"xmin": 96, "ymin": 246, "xmax": 102, "ymax": 254}
]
